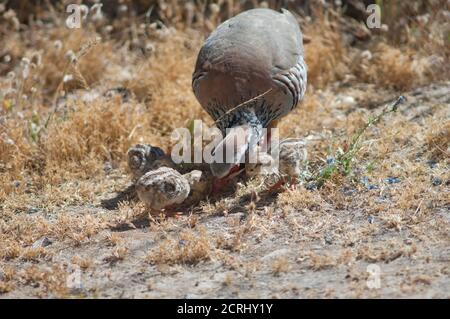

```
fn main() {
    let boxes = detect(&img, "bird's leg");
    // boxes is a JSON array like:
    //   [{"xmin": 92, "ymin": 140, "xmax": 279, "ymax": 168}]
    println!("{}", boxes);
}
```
[
  {"xmin": 266, "ymin": 172, "xmax": 289, "ymax": 192},
  {"xmin": 163, "ymin": 204, "xmax": 177, "ymax": 211},
  {"xmin": 159, "ymin": 208, "xmax": 183, "ymax": 219},
  {"xmin": 267, "ymin": 178, "xmax": 285, "ymax": 193},
  {"xmin": 288, "ymin": 177, "xmax": 299, "ymax": 191},
  {"xmin": 150, "ymin": 204, "xmax": 184, "ymax": 218},
  {"xmin": 267, "ymin": 175, "xmax": 300, "ymax": 193},
  {"xmin": 212, "ymin": 178, "xmax": 226, "ymax": 195}
]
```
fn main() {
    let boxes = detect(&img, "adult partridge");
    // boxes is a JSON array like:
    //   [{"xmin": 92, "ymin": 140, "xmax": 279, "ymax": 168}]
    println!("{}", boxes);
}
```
[{"xmin": 192, "ymin": 8, "xmax": 307, "ymax": 180}]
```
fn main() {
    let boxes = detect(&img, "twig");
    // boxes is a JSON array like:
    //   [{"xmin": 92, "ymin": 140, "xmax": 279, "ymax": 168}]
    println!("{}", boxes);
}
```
[
  {"xmin": 414, "ymin": 198, "xmax": 424, "ymax": 215},
  {"xmin": 214, "ymin": 88, "xmax": 273, "ymax": 125}
]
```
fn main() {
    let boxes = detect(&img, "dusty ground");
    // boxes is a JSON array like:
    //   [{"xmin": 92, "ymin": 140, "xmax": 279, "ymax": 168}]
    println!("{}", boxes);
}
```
[
  {"xmin": 1, "ymin": 81, "xmax": 448, "ymax": 299},
  {"xmin": 0, "ymin": 1, "xmax": 449, "ymax": 298}
]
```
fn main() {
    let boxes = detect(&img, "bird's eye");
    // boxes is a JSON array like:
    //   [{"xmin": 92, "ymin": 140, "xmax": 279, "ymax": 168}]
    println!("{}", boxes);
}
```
[
  {"xmin": 164, "ymin": 183, "xmax": 176, "ymax": 193},
  {"xmin": 129, "ymin": 155, "xmax": 142, "ymax": 168}
]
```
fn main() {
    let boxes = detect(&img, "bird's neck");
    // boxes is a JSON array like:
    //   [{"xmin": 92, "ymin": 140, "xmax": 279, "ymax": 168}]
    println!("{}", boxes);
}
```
[{"xmin": 217, "ymin": 109, "xmax": 263, "ymax": 137}]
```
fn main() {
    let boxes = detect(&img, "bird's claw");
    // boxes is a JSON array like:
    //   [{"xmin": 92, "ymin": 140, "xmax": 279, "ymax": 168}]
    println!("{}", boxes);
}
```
[{"xmin": 267, "ymin": 177, "xmax": 299, "ymax": 192}]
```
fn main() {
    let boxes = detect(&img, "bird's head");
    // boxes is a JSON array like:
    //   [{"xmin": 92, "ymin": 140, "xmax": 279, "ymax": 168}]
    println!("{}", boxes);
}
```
[{"xmin": 209, "ymin": 111, "xmax": 263, "ymax": 193}]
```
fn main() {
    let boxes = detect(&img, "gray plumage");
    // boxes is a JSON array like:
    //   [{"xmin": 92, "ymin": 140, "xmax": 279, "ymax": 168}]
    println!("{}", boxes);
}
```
[{"xmin": 192, "ymin": 8, "xmax": 307, "ymax": 178}]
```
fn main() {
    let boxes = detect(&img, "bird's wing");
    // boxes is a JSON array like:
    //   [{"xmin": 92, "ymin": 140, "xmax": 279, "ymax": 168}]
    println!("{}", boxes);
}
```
[{"xmin": 192, "ymin": 9, "xmax": 305, "ymax": 116}]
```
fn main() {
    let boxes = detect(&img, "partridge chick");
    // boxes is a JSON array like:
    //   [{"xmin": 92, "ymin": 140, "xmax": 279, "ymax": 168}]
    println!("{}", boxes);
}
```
[
  {"xmin": 245, "ymin": 138, "xmax": 309, "ymax": 190},
  {"xmin": 127, "ymin": 144, "xmax": 175, "ymax": 181},
  {"xmin": 277, "ymin": 138, "xmax": 309, "ymax": 183},
  {"xmin": 135, "ymin": 167, "xmax": 190, "ymax": 210},
  {"xmin": 183, "ymin": 169, "xmax": 214, "ymax": 205}
]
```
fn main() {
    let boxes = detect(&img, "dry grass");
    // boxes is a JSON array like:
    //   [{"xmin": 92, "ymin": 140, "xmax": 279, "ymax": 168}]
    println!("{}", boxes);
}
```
[
  {"xmin": 351, "ymin": 43, "xmax": 427, "ymax": 90},
  {"xmin": 426, "ymin": 120, "xmax": 450, "ymax": 160},
  {"xmin": 272, "ymin": 257, "xmax": 290, "ymax": 276},
  {"xmin": 147, "ymin": 227, "xmax": 212, "ymax": 265},
  {"xmin": 0, "ymin": 1, "xmax": 448, "ymax": 298},
  {"xmin": 302, "ymin": 6, "xmax": 350, "ymax": 89}
]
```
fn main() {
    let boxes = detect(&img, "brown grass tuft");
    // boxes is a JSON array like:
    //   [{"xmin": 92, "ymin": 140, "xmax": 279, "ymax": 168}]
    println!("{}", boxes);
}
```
[
  {"xmin": 303, "ymin": 7, "xmax": 349, "ymax": 89},
  {"xmin": 353, "ymin": 43, "xmax": 427, "ymax": 90},
  {"xmin": 147, "ymin": 227, "xmax": 212, "ymax": 265},
  {"xmin": 271, "ymin": 257, "xmax": 290, "ymax": 276},
  {"xmin": 425, "ymin": 120, "xmax": 449, "ymax": 160}
]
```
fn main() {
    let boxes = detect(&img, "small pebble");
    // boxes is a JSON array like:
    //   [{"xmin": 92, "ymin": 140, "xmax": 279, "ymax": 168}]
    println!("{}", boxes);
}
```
[
  {"xmin": 324, "ymin": 235, "xmax": 333, "ymax": 245},
  {"xmin": 404, "ymin": 238, "xmax": 413, "ymax": 245},
  {"xmin": 306, "ymin": 182, "xmax": 317, "ymax": 191},
  {"xmin": 27, "ymin": 207, "xmax": 39, "ymax": 214},
  {"xmin": 431, "ymin": 177, "xmax": 442, "ymax": 186},
  {"xmin": 384, "ymin": 177, "xmax": 401, "ymax": 184},
  {"xmin": 326, "ymin": 157, "xmax": 335, "ymax": 165},
  {"xmin": 361, "ymin": 176, "xmax": 378, "ymax": 190},
  {"xmin": 426, "ymin": 160, "xmax": 438, "ymax": 169},
  {"xmin": 368, "ymin": 216, "xmax": 375, "ymax": 224},
  {"xmin": 341, "ymin": 96, "xmax": 356, "ymax": 106},
  {"xmin": 32, "ymin": 237, "xmax": 53, "ymax": 248},
  {"xmin": 360, "ymin": 50, "xmax": 373, "ymax": 60}
]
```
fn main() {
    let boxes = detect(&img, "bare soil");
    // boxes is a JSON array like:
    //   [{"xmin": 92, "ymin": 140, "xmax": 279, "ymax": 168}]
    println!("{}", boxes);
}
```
[{"xmin": 2, "ymin": 83, "xmax": 448, "ymax": 299}]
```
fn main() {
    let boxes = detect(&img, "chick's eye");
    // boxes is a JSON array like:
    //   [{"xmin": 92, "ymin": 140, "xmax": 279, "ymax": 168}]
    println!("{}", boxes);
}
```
[
  {"xmin": 164, "ymin": 183, "xmax": 176, "ymax": 193},
  {"xmin": 130, "ymin": 155, "xmax": 141, "ymax": 165}
]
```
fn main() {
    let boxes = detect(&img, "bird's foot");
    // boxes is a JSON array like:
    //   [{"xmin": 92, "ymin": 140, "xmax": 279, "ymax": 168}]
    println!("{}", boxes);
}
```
[
  {"xmin": 149, "ymin": 205, "xmax": 183, "ymax": 218},
  {"xmin": 212, "ymin": 178, "xmax": 227, "ymax": 195},
  {"xmin": 287, "ymin": 177, "xmax": 299, "ymax": 191},
  {"xmin": 267, "ymin": 179, "xmax": 286, "ymax": 193},
  {"xmin": 267, "ymin": 177, "xmax": 299, "ymax": 193}
]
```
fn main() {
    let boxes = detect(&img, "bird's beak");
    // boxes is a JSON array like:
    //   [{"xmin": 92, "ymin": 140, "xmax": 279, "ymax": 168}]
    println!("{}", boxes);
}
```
[{"xmin": 211, "ymin": 164, "xmax": 244, "ymax": 194}]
